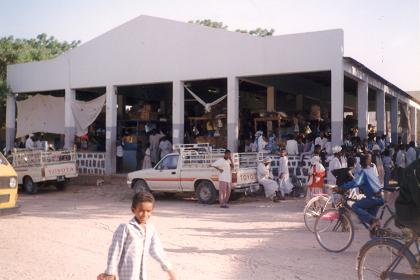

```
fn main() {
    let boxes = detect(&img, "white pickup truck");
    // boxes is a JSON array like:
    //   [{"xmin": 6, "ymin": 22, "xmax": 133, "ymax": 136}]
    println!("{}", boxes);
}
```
[
  {"xmin": 9, "ymin": 148, "xmax": 78, "ymax": 194},
  {"xmin": 127, "ymin": 143, "xmax": 259, "ymax": 204}
]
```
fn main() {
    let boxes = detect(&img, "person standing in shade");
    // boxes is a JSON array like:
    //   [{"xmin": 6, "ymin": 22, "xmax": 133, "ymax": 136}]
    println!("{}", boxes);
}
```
[
  {"xmin": 142, "ymin": 143, "xmax": 152, "ymax": 169},
  {"xmin": 211, "ymin": 149, "xmax": 234, "ymax": 208},
  {"xmin": 278, "ymin": 148, "xmax": 293, "ymax": 199},
  {"xmin": 396, "ymin": 144, "xmax": 407, "ymax": 185},
  {"xmin": 372, "ymin": 144, "xmax": 384, "ymax": 187},
  {"xmin": 327, "ymin": 146, "xmax": 344, "ymax": 185},
  {"xmin": 25, "ymin": 134, "xmax": 34, "ymax": 149},
  {"xmin": 116, "ymin": 139, "xmax": 124, "ymax": 173},
  {"xmin": 406, "ymin": 141, "xmax": 417, "ymax": 166}
]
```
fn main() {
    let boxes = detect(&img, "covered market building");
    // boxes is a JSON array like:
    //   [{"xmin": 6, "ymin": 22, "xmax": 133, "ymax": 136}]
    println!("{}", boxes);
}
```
[{"xmin": 5, "ymin": 15, "xmax": 420, "ymax": 175}]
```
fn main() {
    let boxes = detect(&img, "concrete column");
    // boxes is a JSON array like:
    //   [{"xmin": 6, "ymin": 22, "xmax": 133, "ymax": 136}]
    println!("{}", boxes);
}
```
[
  {"xmin": 357, "ymin": 81, "xmax": 369, "ymax": 140},
  {"xmin": 227, "ymin": 76, "xmax": 239, "ymax": 152},
  {"xmin": 391, "ymin": 96, "xmax": 398, "ymax": 143},
  {"xmin": 172, "ymin": 80, "xmax": 184, "ymax": 145},
  {"xmin": 105, "ymin": 85, "xmax": 117, "ymax": 175},
  {"xmin": 267, "ymin": 86, "xmax": 275, "ymax": 112},
  {"xmin": 64, "ymin": 88, "xmax": 76, "ymax": 149},
  {"xmin": 331, "ymin": 68, "xmax": 344, "ymax": 146},
  {"xmin": 5, "ymin": 94, "xmax": 16, "ymax": 152},
  {"xmin": 376, "ymin": 90, "xmax": 385, "ymax": 136},
  {"xmin": 410, "ymin": 107, "xmax": 417, "ymax": 143}
]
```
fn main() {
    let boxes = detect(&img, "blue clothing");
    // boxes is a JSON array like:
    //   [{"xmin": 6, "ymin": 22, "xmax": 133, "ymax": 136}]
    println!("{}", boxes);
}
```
[
  {"xmin": 352, "ymin": 197, "xmax": 384, "ymax": 224},
  {"xmin": 341, "ymin": 168, "xmax": 382, "ymax": 199}
]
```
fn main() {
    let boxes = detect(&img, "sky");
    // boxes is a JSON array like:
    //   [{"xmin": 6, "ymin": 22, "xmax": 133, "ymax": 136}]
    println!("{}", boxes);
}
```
[{"xmin": 1, "ymin": 0, "xmax": 419, "ymax": 91}]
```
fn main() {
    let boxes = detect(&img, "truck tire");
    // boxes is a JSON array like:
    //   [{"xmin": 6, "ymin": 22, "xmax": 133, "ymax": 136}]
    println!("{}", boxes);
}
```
[
  {"xmin": 133, "ymin": 180, "xmax": 151, "ymax": 194},
  {"xmin": 56, "ymin": 181, "xmax": 66, "ymax": 191},
  {"xmin": 196, "ymin": 181, "xmax": 217, "ymax": 204},
  {"xmin": 23, "ymin": 177, "xmax": 38, "ymax": 194}
]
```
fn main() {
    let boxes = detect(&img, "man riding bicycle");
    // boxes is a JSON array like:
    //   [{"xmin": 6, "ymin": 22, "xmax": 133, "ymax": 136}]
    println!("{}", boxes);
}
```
[{"xmin": 339, "ymin": 153, "xmax": 384, "ymax": 229}]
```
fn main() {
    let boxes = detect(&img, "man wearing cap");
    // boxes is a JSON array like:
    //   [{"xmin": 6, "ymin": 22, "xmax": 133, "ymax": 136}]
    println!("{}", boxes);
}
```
[
  {"xmin": 257, "ymin": 157, "xmax": 281, "ymax": 202},
  {"xmin": 327, "ymin": 146, "xmax": 344, "ymax": 185}
]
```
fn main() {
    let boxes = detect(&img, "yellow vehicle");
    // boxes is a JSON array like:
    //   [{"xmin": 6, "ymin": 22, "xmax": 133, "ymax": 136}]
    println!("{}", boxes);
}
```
[{"xmin": 0, "ymin": 152, "xmax": 19, "ymax": 214}]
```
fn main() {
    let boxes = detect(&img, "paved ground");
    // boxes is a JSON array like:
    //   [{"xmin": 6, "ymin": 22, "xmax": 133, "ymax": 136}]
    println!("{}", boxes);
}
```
[{"xmin": 0, "ymin": 181, "xmax": 372, "ymax": 280}]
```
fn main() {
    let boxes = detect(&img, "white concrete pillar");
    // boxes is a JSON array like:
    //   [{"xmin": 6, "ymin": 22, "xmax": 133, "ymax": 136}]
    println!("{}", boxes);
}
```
[
  {"xmin": 227, "ymin": 76, "xmax": 239, "ymax": 151},
  {"xmin": 391, "ymin": 96, "xmax": 398, "ymax": 143},
  {"xmin": 267, "ymin": 86, "xmax": 275, "ymax": 112},
  {"xmin": 64, "ymin": 88, "xmax": 76, "ymax": 149},
  {"xmin": 5, "ymin": 94, "xmax": 16, "ymax": 152},
  {"xmin": 105, "ymin": 85, "xmax": 117, "ymax": 175},
  {"xmin": 410, "ymin": 107, "xmax": 417, "ymax": 143},
  {"xmin": 172, "ymin": 80, "xmax": 184, "ymax": 145},
  {"xmin": 331, "ymin": 68, "xmax": 344, "ymax": 146},
  {"xmin": 357, "ymin": 81, "xmax": 369, "ymax": 140},
  {"xmin": 376, "ymin": 90, "xmax": 385, "ymax": 136}
]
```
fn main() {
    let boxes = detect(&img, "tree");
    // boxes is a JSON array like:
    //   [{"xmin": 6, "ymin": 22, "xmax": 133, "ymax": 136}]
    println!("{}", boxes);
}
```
[
  {"xmin": 189, "ymin": 19, "xmax": 275, "ymax": 37},
  {"xmin": 0, "ymin": 34, "xmax": 80, "ymax": 147}
]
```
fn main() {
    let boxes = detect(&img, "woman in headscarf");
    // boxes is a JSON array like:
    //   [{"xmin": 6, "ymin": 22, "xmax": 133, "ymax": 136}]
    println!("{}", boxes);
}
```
[{"xmin": 306, "ymin": 155, "xmax": 326, "ymax": 202}]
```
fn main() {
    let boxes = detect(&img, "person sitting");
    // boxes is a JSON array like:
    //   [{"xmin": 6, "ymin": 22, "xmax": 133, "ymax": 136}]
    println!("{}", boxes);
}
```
[
  {"xmin": 257, "ymin": 157, "xmax": 281, "ymax": 202},
  {"xmin": 285, "ymin": 134, "xmax": 299, "ymax": 155},
  {"xmin": 339, "ymin": 153, "xmax": 384, "ymax": 229}
]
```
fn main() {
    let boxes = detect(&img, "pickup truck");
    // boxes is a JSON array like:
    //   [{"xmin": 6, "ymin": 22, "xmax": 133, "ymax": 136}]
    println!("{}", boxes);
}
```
[
  {"xmin": 9, "ymin": 148, "xmax": 78, "ymax": 194},
  {"xmin": 127, "ymin": 143, "xmax": 259, "ymax": 204}
]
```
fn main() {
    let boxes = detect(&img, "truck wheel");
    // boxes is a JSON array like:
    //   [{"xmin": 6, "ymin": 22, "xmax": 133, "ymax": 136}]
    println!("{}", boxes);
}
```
[
  {"xmin": 23, "ymin": 177, "xmax": 38, "ymax": 194},
  {"xmin": 133, "ymin": 180, "xmax": 151, "ymax": 194},
  {"xmin": 56, "ymin": 182, "xmax": 66, "ymax": 191},
  {"xmin": 196, "ymin": 181, "xmax": 217, "ymax": 204}
]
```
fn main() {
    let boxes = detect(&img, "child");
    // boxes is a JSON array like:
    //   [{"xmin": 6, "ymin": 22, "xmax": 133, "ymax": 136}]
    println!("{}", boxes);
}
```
[
  {"xmin": 306, "ymin": 155, "xmax": 326, "ymax": 202},
  {"xmin": 97, "ymin": 192, "xmax": 176, "ymax": 280}
]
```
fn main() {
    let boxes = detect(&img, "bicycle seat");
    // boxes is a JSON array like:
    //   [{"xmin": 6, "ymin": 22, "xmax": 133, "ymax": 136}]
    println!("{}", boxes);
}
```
[{"xmin": 382, "ymin": 186, "xmax": 400, "ymax": 193}]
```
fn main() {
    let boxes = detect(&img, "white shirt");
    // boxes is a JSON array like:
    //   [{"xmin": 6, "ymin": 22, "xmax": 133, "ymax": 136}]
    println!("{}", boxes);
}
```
[
  {"xmin": 396, "ymin": 150, "xmax": 406, "ymax": 168},
  {"xmin": 257, "ymin": 162, "xmax": 272, "ymax": 181},
  {"xmin": 25, "ymin": 137, "xmax": 34, "ymax": 149},
  {"xmin": 327, "ymin": 156, "xmax": 342, "ymax": 184},
  {"xmin": 257, "ymin": 136, "xmax": 267, "ymax": 152},
  {"xmin": 315, "ymin": 137, "xmax": 327, "ymax": 150},
  {"xmin": 116, "ymin": 145, "xmax": 124, "ymax": 157},
  {"xmin": 278, "ymin": 156, "xmax": 289, "ymax": 176},
  {"xmin": 324, "ymin": 142, "xmax": 332, "ymax": 155},
  {"xmin": 285, "ymin": 139, "xmax": 299, "ymax": 155},
  {"xmin": 406, "ymin": 147, "xmax": 416, "ymax": 166},
  {"xmin": 212, "ymin": 158, "xmax": 232, "ymax": 183}
]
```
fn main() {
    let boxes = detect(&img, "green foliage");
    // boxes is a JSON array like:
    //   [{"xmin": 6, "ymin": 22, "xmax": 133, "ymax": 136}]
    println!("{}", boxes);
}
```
[
  {"xmin": 0, "ymin": 34, "xmax": 80, "ymax": 105},
  {"xmin": 189, "ymin": 19, "xmax": 275, "ymax": 37}
]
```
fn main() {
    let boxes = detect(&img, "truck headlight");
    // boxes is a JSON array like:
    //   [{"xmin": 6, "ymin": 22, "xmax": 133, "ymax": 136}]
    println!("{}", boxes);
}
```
[{"xmin": 9, "ymin": 177, "xmax": 17, "ymax": 188}]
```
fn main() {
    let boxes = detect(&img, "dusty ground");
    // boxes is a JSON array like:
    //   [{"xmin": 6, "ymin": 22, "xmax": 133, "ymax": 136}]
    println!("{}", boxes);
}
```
[{"xmin": 0, "ymin": 180, "xmax": 372, "ymax": 280}]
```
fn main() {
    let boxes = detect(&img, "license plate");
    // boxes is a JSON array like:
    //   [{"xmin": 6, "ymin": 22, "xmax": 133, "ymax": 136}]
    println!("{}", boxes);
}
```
[{"xmin": 57, "ymin": 176, "xmax": 65, "ymax": 182}]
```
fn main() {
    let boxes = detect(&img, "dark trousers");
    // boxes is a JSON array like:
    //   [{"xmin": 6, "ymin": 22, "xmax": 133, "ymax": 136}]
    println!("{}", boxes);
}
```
[
  {"xmin": 116, "ymin": 156, "xmax": 123, "ymax": 173},
  {"xmin": 352, "ymin": 196, "xmax": 384, "ymax": 224}
]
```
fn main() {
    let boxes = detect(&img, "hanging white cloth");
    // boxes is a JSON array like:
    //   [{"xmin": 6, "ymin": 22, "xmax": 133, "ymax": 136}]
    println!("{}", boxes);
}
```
[
  {"xmin": 16, "ymin": 94, "xmax": 65, "ymax": 137},
  {"xmin": 71, "ymin": 95, "xmax": 106, "ymax": 136},
  {"xmin": 184, "ymin": 86, "xmax": 227, "ymax": 112}
]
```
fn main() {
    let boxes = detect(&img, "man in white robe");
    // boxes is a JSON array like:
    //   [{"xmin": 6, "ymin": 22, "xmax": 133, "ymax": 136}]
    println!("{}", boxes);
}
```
[{"xmin": 257, "ymin": 157, "xmax": 280, "ymax": 202}]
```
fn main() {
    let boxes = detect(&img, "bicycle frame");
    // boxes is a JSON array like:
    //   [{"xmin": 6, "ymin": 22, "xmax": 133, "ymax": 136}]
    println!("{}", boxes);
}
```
[{"xmin": 383, "ymin": 234, "xmax": 419, "ymax": 279}]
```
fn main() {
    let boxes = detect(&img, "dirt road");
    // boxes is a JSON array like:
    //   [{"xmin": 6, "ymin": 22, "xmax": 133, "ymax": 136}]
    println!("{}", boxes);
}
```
[{"xmin": 0, "ymin": 182, "xmax": 370, "ymax": 280}]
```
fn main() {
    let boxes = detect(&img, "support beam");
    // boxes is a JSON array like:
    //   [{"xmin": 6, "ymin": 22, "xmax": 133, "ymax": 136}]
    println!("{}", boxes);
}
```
[
  {"xmin": 410, "ymin": 107, "xmax": 417, "ymax": 144},
  {"xmin": 376, "ymin": 90, "xmax": 385, "ymax": 136},
  {"xmin": 331, "ymin": 68, "xmax": 344, "ymax": 146},
  {"xmin": 227, "ymin": 76, "xmax": 239, "ymax": 152},
  {"xmin": 357, "ymin": 81, "xmax": 369, "ymax": 140},
  {"xmin": 172, "ymin": 80, "xmax": 184, "ymax": 145},
  {"xmin": 267, "ymin": 86, "xmax": 275, "ymax": 112},
  {"xmin": 391, "ymin": 96, "xmax": 398, "ymax": 144},
  {"xmin": 64, "ymin": 88, "xmax": 76, "ymax": 149},
  {"xmin": 5, "ymin": 94, "xmax": 16, "ymax": 153},
  {"xmin": 105, "ymin": 85, "xmax": 117, "ymax": 175}
]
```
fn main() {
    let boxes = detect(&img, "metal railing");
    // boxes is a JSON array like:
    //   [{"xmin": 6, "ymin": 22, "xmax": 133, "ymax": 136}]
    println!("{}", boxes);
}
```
[{"xmin": 11, "ymin": 149, "xmax": 77, "ymax": 167}]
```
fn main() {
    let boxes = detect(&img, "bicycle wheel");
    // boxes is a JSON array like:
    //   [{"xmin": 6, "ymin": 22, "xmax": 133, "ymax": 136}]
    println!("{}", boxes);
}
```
[
  {"xmin": 314, "ymin": 208, "xmax": 354, "ymax": 253},
  {"xmin": 303, "ymin": 195, "xmax": 329, "ymax": 232},
  {"xmin": 357, "ymin": 238, "xmax": 417, "ymax": 280}
]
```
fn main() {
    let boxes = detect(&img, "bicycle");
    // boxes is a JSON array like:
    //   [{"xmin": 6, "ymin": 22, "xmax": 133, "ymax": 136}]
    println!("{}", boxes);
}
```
[
  {"xmin": 303, "ymin": 185, "xmax": 357, "ymax": 233},
  {"xmin": 314, "ymin": 186, "xmax": 400, "ymax": 253},
  {"xmin": 357, "ymin": 227, "xmax": 420, "ymax": 279}
]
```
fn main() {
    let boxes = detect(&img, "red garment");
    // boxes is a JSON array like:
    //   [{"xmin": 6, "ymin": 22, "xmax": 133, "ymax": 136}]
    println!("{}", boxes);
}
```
[{"xmin": 308, "ymin": 164, "xmax": 325, "ymax": 189}]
